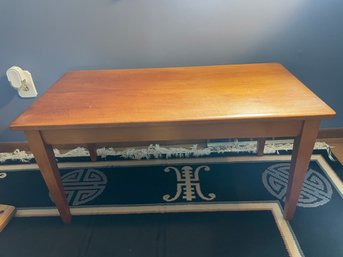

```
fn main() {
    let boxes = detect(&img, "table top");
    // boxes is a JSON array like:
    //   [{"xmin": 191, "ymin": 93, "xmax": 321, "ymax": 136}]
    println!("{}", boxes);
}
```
[{"xmin": 11, "ymin": 63, "xmax": 335, "ymax": 130}]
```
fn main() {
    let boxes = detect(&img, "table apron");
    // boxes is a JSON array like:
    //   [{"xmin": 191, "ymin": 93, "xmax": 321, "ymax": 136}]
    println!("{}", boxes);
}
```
[{"xmin": 40, "ymin": 120, "xmax": 304, "ymax": 145}]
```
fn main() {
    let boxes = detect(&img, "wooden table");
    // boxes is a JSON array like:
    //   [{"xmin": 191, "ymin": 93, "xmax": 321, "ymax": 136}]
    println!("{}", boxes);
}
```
[{"xmin": 10, "ymin": 63, "xmax": 335, "ymax": 223}]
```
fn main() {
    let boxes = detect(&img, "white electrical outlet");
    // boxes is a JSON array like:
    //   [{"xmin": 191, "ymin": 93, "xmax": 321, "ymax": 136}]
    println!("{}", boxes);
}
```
[{"xmin": 6, "ymin": 66, "xmax": 38, "ymax": 98}]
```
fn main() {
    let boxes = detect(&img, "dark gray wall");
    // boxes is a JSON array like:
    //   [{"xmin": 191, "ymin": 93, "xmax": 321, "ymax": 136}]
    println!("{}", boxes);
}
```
[{"xmin": 1, "ymin": 0, "xmax": 342, "ymax": 142}]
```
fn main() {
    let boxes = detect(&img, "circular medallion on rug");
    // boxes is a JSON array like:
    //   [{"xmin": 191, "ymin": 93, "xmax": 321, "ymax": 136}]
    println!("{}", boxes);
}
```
[{"xmin": 262, "ymin": 163, "xmax": 333, "ymax": 207}]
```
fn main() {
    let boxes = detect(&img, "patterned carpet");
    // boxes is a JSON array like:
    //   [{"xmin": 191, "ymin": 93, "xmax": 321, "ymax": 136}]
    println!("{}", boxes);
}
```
[{"xmin": 0, "ymin": 152, "xmax": 342, "ymax": 257}]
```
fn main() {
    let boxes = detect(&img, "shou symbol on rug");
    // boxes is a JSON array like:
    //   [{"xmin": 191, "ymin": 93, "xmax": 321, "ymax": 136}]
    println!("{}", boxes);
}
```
[
  {"xmin": 262, "ymin": 163, "xmax": 333, "ymax": 208},
  {"xmin": 163, "ymin": 165, "xmax": 215, "ymax": 202},
  {"xmin": 51, "ymin": 168, "xmax": 107, "ymax": 206},
  {"xmin": 0, "ymin": 173, "xmax": 7, "ymax": 179}
]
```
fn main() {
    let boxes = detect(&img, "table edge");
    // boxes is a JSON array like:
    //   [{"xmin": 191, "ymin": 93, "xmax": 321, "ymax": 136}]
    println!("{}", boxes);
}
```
[{"xmin": 10, "ymin": 113, "xmax": 336, "ymax": 131}]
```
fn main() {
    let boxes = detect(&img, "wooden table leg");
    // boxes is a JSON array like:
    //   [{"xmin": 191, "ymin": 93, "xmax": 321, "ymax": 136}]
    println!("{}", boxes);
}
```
[
  {"xmin": 284, "ymin": 120, "xmax": 320, "ymax": 220},
  {"xmin": 257, "ymin": 138, "xmax": 266, "ymax": 156},
  {"xmin": 0, "ymin": 205, "xmax": 16, "ymax": 232},
  {"xmin": 26, "ymin": 131, "xmax": 71, "ymax": 224},
  {"xmin": 87, "ymin": 144, "xmax": 98, "ymax": 162}
]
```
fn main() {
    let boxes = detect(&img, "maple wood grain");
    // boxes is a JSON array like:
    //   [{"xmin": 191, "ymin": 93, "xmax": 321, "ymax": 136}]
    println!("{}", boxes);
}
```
[
  {"xmin": 257, "ymin": 138, "xmax": 266, "ymax": 156},
  {"xmin": 11, "ymin": 63, "xmax": 335, "ymax": 130},
  {"xmin": 0, "ymin": 205, "xmax": 15, "ymax": 232},
  {"xmin": 26, "ymin": 131, "xmax": 71, "ymax": 223},
  {"xmin": 9, "ymin": 63, "xmax": 336, "ymax": 223},
  {"xmin": 87, "ymin": 144, "xmax": 98, "ymax": 162},
  {"xmin": 41, "ymin": 120, "xmax": 303, "ymax": 145},
  {"xmin": 284, "ymin": 120, "xmax": 321, "ymax": 220}
]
